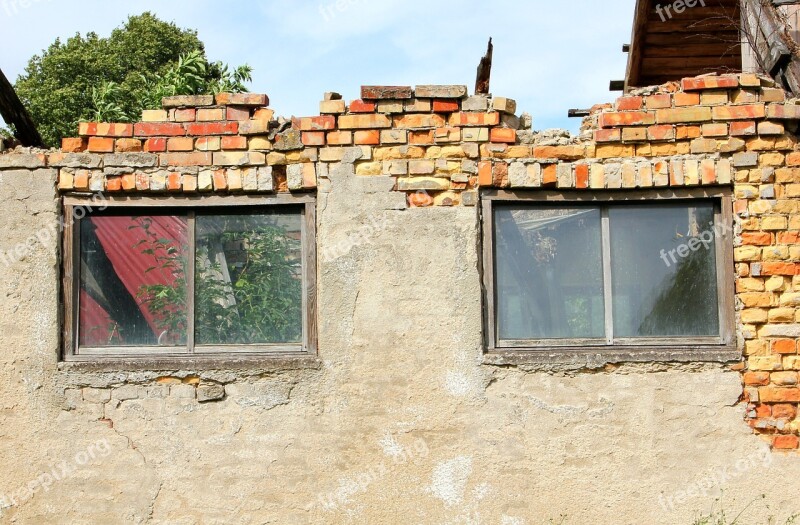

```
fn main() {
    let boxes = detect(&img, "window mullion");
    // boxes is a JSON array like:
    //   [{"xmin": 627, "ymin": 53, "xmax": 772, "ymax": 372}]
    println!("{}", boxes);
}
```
[
  {"xmin": 187, "ymin": 211, "xmax": 196, "ymax": 354},
  {"xmin": 601, "ymin": 207, "xmax": 614, "ymax": 345}
]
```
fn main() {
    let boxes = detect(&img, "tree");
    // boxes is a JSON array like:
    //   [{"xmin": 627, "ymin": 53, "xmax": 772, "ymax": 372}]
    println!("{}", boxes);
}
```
[{"xmin": 13, "ymin": 12, "xmax": 250, "ymax": 147}]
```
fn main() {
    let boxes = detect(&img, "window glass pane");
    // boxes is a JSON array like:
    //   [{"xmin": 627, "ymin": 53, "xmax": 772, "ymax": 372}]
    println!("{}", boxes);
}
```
[
  {"xmin": 609, "ymin": 203, "xmax": 719, "ymax": 337},
  {"xmin": 495, "ymin": 206, "xmax": 604, "ymax": 340},
  {"xmin": 195, "ymin": 211, "xmax": 303, "ymax": 345},
  {"xmin": 79, "ymin": 215, "xmax": 188, "ymax": 347}
]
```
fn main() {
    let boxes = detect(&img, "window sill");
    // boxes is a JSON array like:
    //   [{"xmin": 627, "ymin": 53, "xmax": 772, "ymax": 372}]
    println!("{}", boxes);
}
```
[
  {"xmin": 58, "ymin": 354, "xmax": 322, "ymax": 373},
  {"xmin": 483, "ymin": 346, "xmax": 741, "ymax": 370}
]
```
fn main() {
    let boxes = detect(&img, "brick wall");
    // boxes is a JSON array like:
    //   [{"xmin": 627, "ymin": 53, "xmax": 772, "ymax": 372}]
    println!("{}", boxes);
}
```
[{"xmin": 14, "ymin": 72, "xmax": 800, "ymax": 451}]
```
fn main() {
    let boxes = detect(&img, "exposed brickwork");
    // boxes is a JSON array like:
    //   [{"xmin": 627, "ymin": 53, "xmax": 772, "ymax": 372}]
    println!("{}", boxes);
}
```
[{"xmin": 10, "ymin": 73, "xmax": 800, "ymax": 450}]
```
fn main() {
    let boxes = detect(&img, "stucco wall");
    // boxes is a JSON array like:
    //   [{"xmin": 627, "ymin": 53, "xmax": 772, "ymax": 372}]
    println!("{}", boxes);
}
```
[
  {"xmin": 0, "ymin": 153, "xmax": 797, "ymax": 525},
  {"xmin": 2, "ymin": 75, "xmax": 800, "ymax": 524}
]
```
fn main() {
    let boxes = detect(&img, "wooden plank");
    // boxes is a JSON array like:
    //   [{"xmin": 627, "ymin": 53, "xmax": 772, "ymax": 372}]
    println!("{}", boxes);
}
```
[
  {"xmin": 625, "ymin": 0, "xmax": 654, "ymax": 89},
  {"xmin": 302, "ymin": 201, "xmax": 318, "ymax": 356},
  {"xmin": 0, "ymin": 67, "xmax": 43, "ymax": 147}
]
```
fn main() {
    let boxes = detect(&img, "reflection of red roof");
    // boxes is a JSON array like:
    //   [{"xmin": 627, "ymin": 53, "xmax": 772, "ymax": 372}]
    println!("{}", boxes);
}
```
[{"xmin": 80, "ymin": 215, "xmax": 187, "ymax": 346}]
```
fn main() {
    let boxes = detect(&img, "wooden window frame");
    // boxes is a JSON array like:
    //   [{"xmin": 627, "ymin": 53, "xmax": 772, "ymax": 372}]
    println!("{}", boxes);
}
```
[
  {"xmin": 480, "ymin": 188, "xmax": 737, "ymax": 362},
  {"xmin": 61, "ymin": 193, "xmax": 317, "ymax": 362}
]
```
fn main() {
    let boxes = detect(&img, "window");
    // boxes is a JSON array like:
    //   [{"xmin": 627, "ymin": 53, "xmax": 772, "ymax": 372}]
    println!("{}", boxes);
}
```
[
  {"xmin": 62, "ymin": 195, "xmax": 316, "ymax": 359},
  {"xmin": 481, "ymin": 190, "xmax": 734, "ymax": 356}
]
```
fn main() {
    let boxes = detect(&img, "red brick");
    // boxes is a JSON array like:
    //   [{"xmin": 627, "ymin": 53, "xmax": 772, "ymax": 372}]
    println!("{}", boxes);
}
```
[
  {"xmin": 73, "ymin": 171, "xmax": 89, "ymax": 189},
  {"xmin": 676, "ymin": 125, "xmax": 702, "ymax": 139},
  {"xmin": 144, "ymin": 138, "xmax": 167, "ymax": 152},
  {"xmin": 299, "ymin": 116, "xmax": 336, "ymax": 131},
  {"xmin": 645, "ymin": 94, "xmax": 672, "ymax": 109},
  {"xmin": 354, "ymin": 130, "xmax": 380, "ymax": 145},
  {"xmin": 532, "ymin": 146, "xmax": 584, "ymax": 160},
  {"xmin": 87, "ymin": 137, "xmax": 114, "ymax": 153},
  {"xmin": 214, "ymin": 93, "xmax": 268, "ymax": 106},
  {"xmin": 760, "ymin": 387, "xmax": 800, "ymax": 402},
  {"xmin": 542, "ymin": 164, "xmax": 557, "ymax": 185},
  {"xmin": 173, "ymin": 108, "xmax": 196, "ymax": 122},
  {"xmin": 449, "ymin": 112, "xmax": 500, "ymax": 127},
  {"xmin": 185, "ymin": 122, "xmax": 238, "ymax": 136},
  {"xmin": 221, "ymin": 136, "xmax": 247, "ymax": 150},
  {"xmin": 61, "ymin": 137, "xmax": 87, "ymax": 153},
  {"xmin": 655, "ymin": 107, "xmax": 712, "ymax": 124},
  {"xmin": 766, "ymin": 104, "xmax": 800, "ymax": 120},
  {"xmin": 160, "ymin": 152, "xmax": 213, "ymax": 167},
  {"xmin": 120, "ymin": 173, "xmax": 136, "ymax": 191},
  {"xmin": 301, "ymin": 132, "xmax": 325, "ymax": 146},
  {"xmin": 599, "ymin": 111, "xmax": 655, "ymax": 128},
  {"xmin": 743, "ymin": 371, "xmax": 770, "ymax": 386},
  {"xmin": 327, "ymin": 131, "xmax": 352, "ymax": 145},
  {"xmin": 701, "ymin": 123, "xmax": 728, "ymax": 137},
  {"xmin": 226, "ymin": 107, "xmax": 251, "ymax": 121},
  {"xmin": 575, "ymin": 164, "xmax": 589, "ymax": 189},
  {"xmin": 762, "ymin": 262, "xmax": 800, "ymax": 276},
  {"xmin": 167, "ymin": 137, "xmax": 194, "ymax": 151},
  {"xmin": 490, "ymin": 128, "xmax": 516, "ymax": 144},
  {"xmin": 712, "ymin": 104, "xmax": 766, "ymax": 121},
  {"xmin": 79, "ymin": 122, "xmax": 134, "ymax": 137},
  {"xmin": 786, "ymin": 152, "xmax": 800, "ymax": 166},
  {"xmin": 349, "ymin": 99, "xmax": 377, "ymax": 113},
  {"xmin": 114, "ymin": 138, "xmax": 142, "ymax": 152},
  {"xmin": 433, "ymin": 99, "xmax": 460, "ymax": 113},
  {"xmin": 773, "ymin": 435, "xmax": 799, "ymax": 450},
  {"xmin": 681, "ymin": 76, "xmax": 739, "ymax": 91},
  {"xmin": 478, "ymin": 161, "xmax": 492, "ymax": 186},
  {"xmin": 135, "ymin": 173, "xmax": 149, "ymax": 190},
  {"xmin": 595, "ymin": 129, "xmax": 621, "ymax": 143},
  {"xmin": 647, "ymin": 125, "xmax": 675, "ymax": 141},
  {"xmin": 774, "ymin": 340, "xmax": 798, "ymax": 354},
  {"xmin": 105, "ymin": 176, "xmax": 121, "ymax": 191},
  {"xmin": 778, "ymin": 231, "xmax": 800, "ymax": 243},
  {"xmin": 409, "ymin": 130, "xmax": 435, "ymax": 145},
  {"xmin": 616, "ymin": 96, "xmax": 643, "ymax": 111},
  {"xmin": 134, "ymin": 122, "xmax": 186, "ymax": 137},
  {"xmin": 742, "ymin": 232, "xmax": 773, "ymax": 245},
  {"xmin": 674, "ymin": 92, "xmax": 701, "ymax": 106},
  {"xmin": 361, "ymin": 86, "xmax": 412, "ymax": 100},
  {"xmin": 213, "ymin": 170, "xmax": 227, "ymax": 190},
  {"xmin": 167, "ymin": 172, "xmax": 182, "ymax": 191},
  {"xmin": 773, "ymin": 404, "xmax": 798, "ymax": 419},
  {"xmin": 338, "ymin": 113, "xmax": 393, "ymax": 129},
  {"xmin": 408, "ymin": 192, "xmax": 434, "ymax": 207},
  {"xmin": 730, "ymin": 121, "xmax": 757, "ymax": 136}
]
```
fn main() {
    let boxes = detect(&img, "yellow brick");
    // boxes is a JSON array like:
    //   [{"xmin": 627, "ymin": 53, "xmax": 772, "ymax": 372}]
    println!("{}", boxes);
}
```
[
  {"xmin": 745, "ymin": 339, "xmax": 768, "ymax": 356},
  {"xmin": 760, "ymin": 153, "xmax": 786, "ymax": 166},
  {"xmin": 766, "ymin": 276, "xmax": 787, "ymax": 292},
  {"xmin": 769, "ymin": 308, "xmax": 796, "ymax": 322},
  {"xmin": 738, "ymin": 278, "xmax": 765, "ymax": 292},
  {"xmin": 596, "ymin": 144, "xmax": 635, "ymax": 158},
  {"xmin": 762, "ymin": 216, "xmax": 789, "ymax": 230},
  {"xmin": 741, "ymin": 308, "xmax": 769, "ymax": 324},
  {"xmin": 735, "ymin": 246, "xmax": 762, "ymax": 261},
  {"xmin": 355, "ymin": 161, "xmax": 382, "ymax": 176},
  {"xmin": 740, "ymin": 292, "xmax": 773, "ymax": 307},
  {"xmin": 749, "ymin": 355, "xmax": 783, "ymax": 371}
]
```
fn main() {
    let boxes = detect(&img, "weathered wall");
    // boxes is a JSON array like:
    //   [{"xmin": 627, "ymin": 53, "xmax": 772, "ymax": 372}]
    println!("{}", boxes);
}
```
[{"xmin": 1, "ymin": 75, "xmax": 800, "ymax": 524}]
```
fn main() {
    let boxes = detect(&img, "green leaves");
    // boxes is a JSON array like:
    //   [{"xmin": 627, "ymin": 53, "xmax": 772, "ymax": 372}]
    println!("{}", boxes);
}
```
[{"xmin": 14, "ymin": 12, "xmax": 252, "ymax": 147}]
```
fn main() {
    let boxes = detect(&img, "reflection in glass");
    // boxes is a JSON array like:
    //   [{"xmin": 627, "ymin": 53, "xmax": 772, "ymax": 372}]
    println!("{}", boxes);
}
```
[
  {"xmin": 495, "ymin": 206, "xmax": 604, "ymax": 340},
  {"xmin": 195, "ymin": 212, "xmax": 303, "ymax": 345},
  {"xmin": 79, "ymin": 215, "xmax": 188, "ymax": 347},
  {"xmin": 610, "ymin": 204, "xmax": 719, "ymax": 337}
]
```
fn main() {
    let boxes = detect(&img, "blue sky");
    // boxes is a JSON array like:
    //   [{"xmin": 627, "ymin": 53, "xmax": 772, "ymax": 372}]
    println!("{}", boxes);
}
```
[{"xmin": 0, "ymin": 0, "xmax": 636, "ymax": 133}]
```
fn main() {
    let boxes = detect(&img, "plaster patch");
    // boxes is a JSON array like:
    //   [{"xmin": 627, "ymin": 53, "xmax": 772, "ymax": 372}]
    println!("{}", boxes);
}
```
[{"xmin": 429, "ymin": 456, "xmax": 472, "ymax": 506}]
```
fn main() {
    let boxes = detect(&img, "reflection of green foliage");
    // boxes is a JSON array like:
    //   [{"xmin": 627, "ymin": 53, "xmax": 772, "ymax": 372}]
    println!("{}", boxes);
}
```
[
  {"xmin": 132, "ymin": 217, "xmax": 188, "ymax": 345},
  {"xmin": 134, "ymin": 216, "xmax": 302, "ymax": 347},
  {"xmin": 640, "ymin": 210, "xmax": 719, "ymax": 337},
  {"xmin": 195, "ymin": 218, "xmax": 302, "ymax": 345}
]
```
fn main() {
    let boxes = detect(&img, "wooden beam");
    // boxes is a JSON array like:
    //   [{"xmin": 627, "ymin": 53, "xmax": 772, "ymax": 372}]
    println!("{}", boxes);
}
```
[
  {"xmin": 625, "ymin": 0, "xmax": 653, "ymax": 90},
  {"xmin": 0, "ymin": 67, "xmax": 43, "ymax": 148},
  {"xmin": 475, "ymin": 38, "xmax": 493, "ymax": 95}
]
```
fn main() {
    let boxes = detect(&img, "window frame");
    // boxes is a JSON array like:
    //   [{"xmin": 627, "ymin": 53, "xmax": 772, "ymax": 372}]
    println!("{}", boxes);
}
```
[
  {"xmin": 61, "ymin": 193, "xmax": 317, "ymax": 361},
  {"xmin": 480, "ymin": 188, "xmax": 737, "ymax": 361}
]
